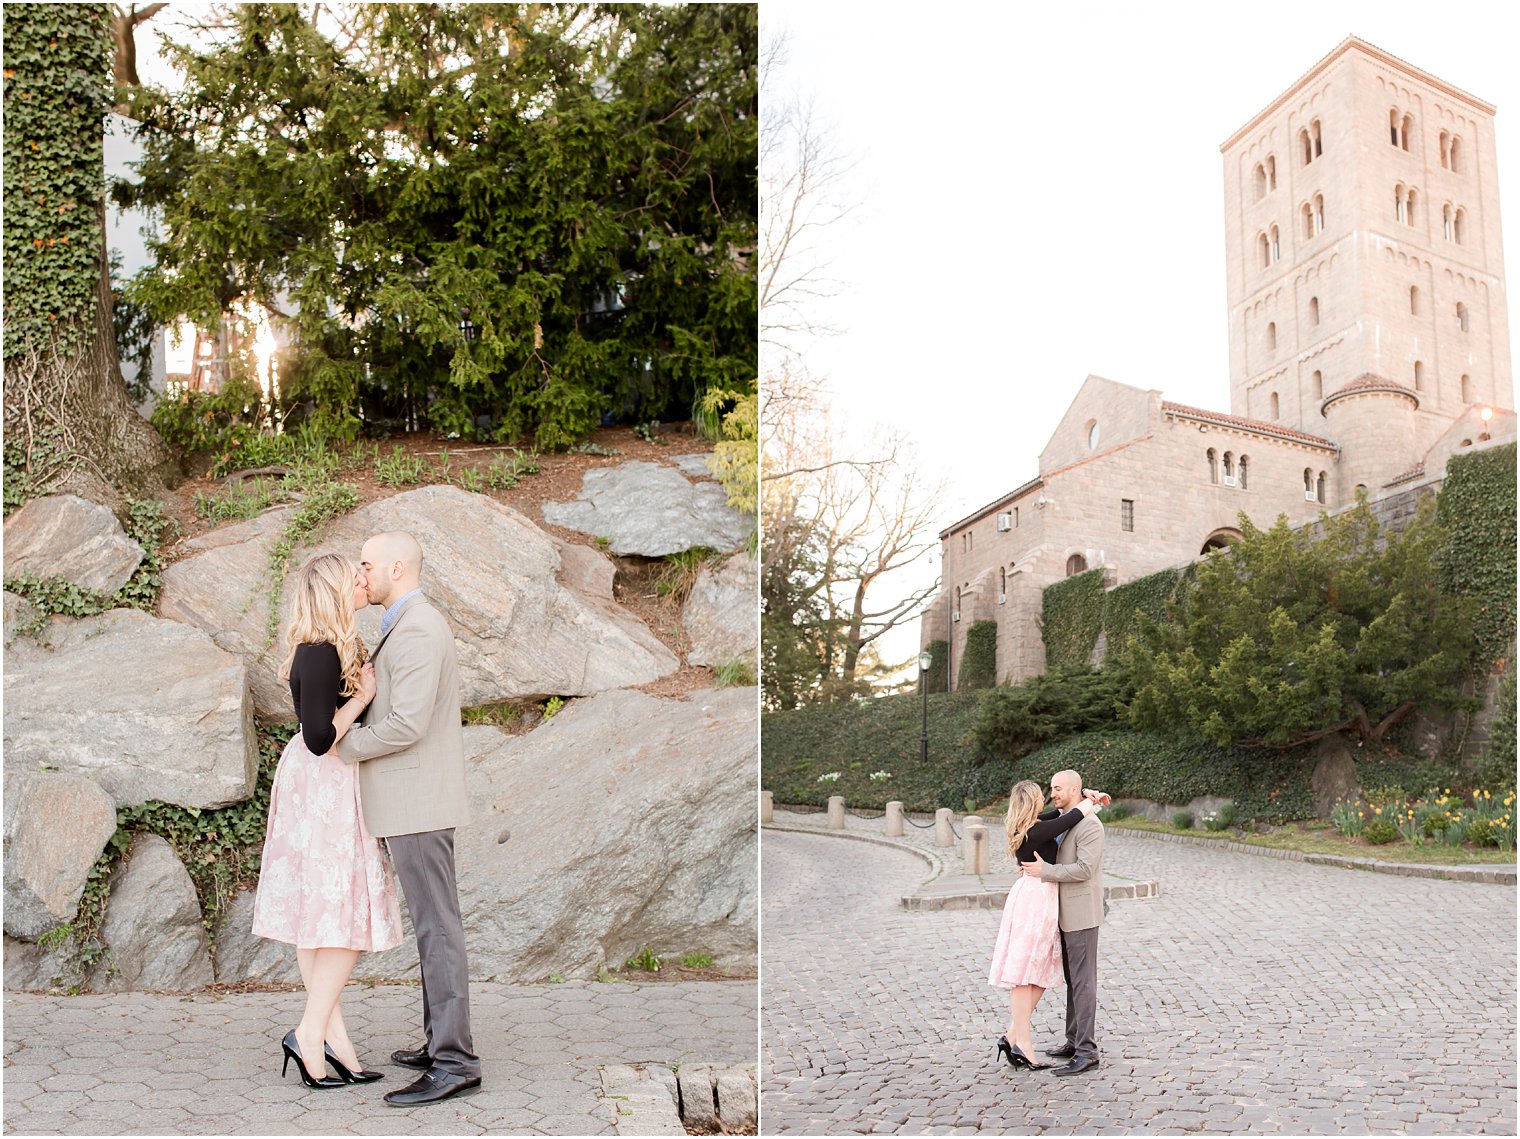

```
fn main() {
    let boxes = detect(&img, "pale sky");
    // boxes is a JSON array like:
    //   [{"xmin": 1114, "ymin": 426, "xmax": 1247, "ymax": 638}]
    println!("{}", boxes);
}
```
[{"xmin": 765, "ymin": 0, "xmax": 1519, "ymax": 670}]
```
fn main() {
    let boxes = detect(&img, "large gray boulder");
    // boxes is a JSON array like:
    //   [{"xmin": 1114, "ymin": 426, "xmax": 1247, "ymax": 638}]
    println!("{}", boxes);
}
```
[
  {"xmin": 353, "ymin": 687, "xmax": 757, "ymax": 983},
  {"xmin": 682, "ymin": 551, "xmax": 758, "ymax": 667},
  {"xmin": 543, "ymin": 461, "xmax": 755, "ymax": 556},
  {"xmin": 3, "ymin": 609, "xmax": 259, "ymax": 809},
  {"xmin": 3, "ymin": 495, "xmax": 144, "ymax": 593},
  {"xmin": 4, "ymin": 934, "xmax": 71, "ymax": 990},
  {"xmin": 160, "ymin": 487, "xmax": 680, "ymax": 722},
  {"xmin": 3, "ymin": 590, "xmax": 39, "ymax": 646},
  {"xmin": 3, "ymin": 771, "xmax": 119, "ymax": 940},
  {"xmin": 91, "ymin": 834, "xmax": 213, "ymax": 992}
]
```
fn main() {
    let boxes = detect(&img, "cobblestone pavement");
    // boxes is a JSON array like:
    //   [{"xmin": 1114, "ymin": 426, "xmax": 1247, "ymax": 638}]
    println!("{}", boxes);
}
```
[
  {"xmin": 761, "ymin": 824, "xmax": 1517, "ymax": 1135},
  {"xmin": 3, "ymin": 979, "xmax": 756, "ymax": 1135}
]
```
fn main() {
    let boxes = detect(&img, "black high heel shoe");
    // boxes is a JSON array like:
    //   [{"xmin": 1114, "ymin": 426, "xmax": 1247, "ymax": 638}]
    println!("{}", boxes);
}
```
[
  {"xmin": 996, "ymin": 1035, "xmax": 1027, "ymax": 1068},
  {"xmin": 281, "ymin": 1030, "xmax": 347, "ymax": 1089},
  {"xmin": 1014, "ymin": 1043, "xmax": 1052, "ymax": 1071},
  {"xmin": 325, "ymin": 1044, "xmax": 384, "ymax": 1083}
]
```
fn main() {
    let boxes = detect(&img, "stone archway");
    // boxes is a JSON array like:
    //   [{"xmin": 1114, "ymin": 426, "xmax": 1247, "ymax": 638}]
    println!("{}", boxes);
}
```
[{"xmin": 1200, "ymin": 528, "xmax": 1243, "ymax": 554}]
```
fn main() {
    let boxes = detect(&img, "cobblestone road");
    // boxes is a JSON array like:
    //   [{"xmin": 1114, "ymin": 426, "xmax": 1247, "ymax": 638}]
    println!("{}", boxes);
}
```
[
  {"xmin": 3, "ymin": 979, "xmax": 756, "ymax": 1135},
  {"xmin": 761, "ymin": 827, "xmax": 1517, "ymax": 1135}
]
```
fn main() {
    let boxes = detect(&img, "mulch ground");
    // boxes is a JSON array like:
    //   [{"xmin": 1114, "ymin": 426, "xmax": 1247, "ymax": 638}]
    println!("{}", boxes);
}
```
[{"xmin": 155, "ymin": 422, "xmax": 735, "ymax": 702}]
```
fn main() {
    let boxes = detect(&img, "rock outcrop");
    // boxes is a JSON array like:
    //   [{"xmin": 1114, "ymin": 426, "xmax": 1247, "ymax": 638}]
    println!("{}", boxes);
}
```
[
  {"xmin": 90, "ymin": 834, "xmax": 214, "ymax": 992},
  {"xmin": 543, "ymin": 461, "xmax": 755, "ymax": 556},
  {"xmin": 682, "ymin": 551, "xmax": 758, "ymax": 667},
  {"xmin": 3, "ymin": 495, "xmax": 145, "ymax": 594},
  {"xmin": 3, "ymin": 771, "xmax": 118, "ymax": 940}
]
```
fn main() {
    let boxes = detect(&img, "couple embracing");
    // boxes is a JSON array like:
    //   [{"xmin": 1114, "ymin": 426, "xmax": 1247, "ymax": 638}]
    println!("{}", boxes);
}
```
[
  {"xmin": 988, "ymin": 769, "xmax": 1107, "ymax": 1076},
  {"xmin": 249, "ymin": 532, "xmax": 482, "ymax": 1106}
]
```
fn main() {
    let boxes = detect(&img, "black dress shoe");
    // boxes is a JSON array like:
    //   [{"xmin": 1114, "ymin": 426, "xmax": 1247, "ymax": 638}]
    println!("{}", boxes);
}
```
[
  {"xmin": 1052, "ymin": 1056, "xmax": 1100, "ymax": 1076},
  {"xmin": 390, "ymin": 1045, "xmax": 433, "ymax": 1069},
  {"xmin": 1046, "ymin": 1043, "xmax": 1077, "ymax": 1059},
  {"xmin": 383, "ymin": 1067, "xmax": 482, "ymax": 1106}
]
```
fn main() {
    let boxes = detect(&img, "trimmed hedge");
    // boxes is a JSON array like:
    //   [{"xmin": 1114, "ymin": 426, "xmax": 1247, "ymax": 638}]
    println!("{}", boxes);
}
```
[
  {"xmin": 1437, "ymin": 444, "xmax": 1517, "ymax": 663},
  {"xmin": 957, "ymin": 620, "xmax": 998, "ymax": 690},
  {"xmin": 1041, "ymin": 568, "xmax": 1106, "ymax": 669}
]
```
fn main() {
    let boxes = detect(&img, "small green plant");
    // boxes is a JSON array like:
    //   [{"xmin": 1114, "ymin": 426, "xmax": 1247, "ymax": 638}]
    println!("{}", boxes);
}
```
[
  {"xmin": 1218, "ymin": 801, "xmax": 1237, "ymax": 827},
  {"xmin": 194, "ymin": 480, "xmax": 280, "ymax": 523},
  {"xmin": 1172, "ymin": 810, "xmax": 1194, "ymax": 830},
  {"xmin": 868, "ymin": 770, "xmax": 891, "ymax": 783},
  {"xmin": 1363, "ymin": 816, "xmax": 1400, "ymax": 845},
  {"xmin": 625, "ymin": 945, "xmax": 661, "ymax": 973},
  {"xmin": 573, "ymin": 441, "xmax": 620, "ymax": 456},
  {"xmin": 634, "ymin": 420, "xmax": 662, "ymax": 444},
  {"xmin": 375, "ymin": 446, "xmax": 429, "ymax": 487},
  {"xmin": 715, "ymin": 657, "xmax": 756, "ymax": 687},
  {"xmin": 679, "ymin": 953, "xmax": 714, "ymax": 969},
  {"xmin": 1201, "ymin": 811, "xmax": 1227, "ymax": 832},
  {"xmin": 595, "ymin": 535, "xmax": 613, "ymax": 551},
  {"xmin": 543, "ymin": 696, "xmax": 566, "ymax": 719},
  {"xmin": 1102, "ymin": 803, "xmax": 1131, "ymax": 821},
  {"xmin": 656, "ymin": 546, "xmax": 717, "ymax": 601},
  {"xmin": 1330, "ymin": 800, "xmax": 1365, "ymax": 838},
  {"xmin": 1364, "ymin": 785, "xmax": 1408, "ymax": 811},
  {"xmin": 454, "ymin": 466, "xmax": 485, "ymax": 493},
  {"xmin": 547, "ymin": 972, "xmax": 566, "ymax": 984},
  {"xmin": 462, "ymin": 702, "xmax": 524, "ymax": 728}
]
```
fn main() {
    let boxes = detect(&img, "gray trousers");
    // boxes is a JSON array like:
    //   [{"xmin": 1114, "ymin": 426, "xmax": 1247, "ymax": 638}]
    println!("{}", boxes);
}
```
[
  {"xmin": 387, "ymin": 829, "xmax": 480, "ymax": 1078},
  {"xmin": 1059, "ymin": 926, "xmax": 1099, "ymax": 1060}
]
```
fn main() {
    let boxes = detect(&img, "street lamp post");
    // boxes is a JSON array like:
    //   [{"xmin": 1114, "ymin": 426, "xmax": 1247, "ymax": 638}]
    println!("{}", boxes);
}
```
[
  {"xmin": 918, "ymin": 650, "xmax": 933, "ymax": 767},
  {"xmin": 459, "ymin": 308, "xmax": 477, "ymax": 343}
]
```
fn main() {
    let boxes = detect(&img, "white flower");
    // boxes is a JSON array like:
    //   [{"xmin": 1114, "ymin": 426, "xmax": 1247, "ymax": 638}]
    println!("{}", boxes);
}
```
[
  {"xmin": 816, "ymin": 772, "xmax": 841, "ymax": 783},
  {"xmin": 869, "ymin": 771, "xmax": 891, "ymax": 782}
]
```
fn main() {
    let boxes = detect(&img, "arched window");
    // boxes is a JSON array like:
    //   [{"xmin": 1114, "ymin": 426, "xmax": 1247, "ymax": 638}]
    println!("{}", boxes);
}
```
[
  {"xmin": 1087, "ymin": 420, "xmax": 1100, "ymax": 451},
  {"xmin": 1208, "ymin": 448, "xmax": 1219, "ymax": 484},
  {"xmin": 1258, "ymin": 232, "xmax": 1270, "ymax": 268},
  {"xmin": 1222, "ymin": 452, "xmax": 1235, "ymax": 482},
  {"xmin": 1314, "ymin": 194, "xmax": 1325, "ymax": 232},
  {"xmin": 1440, "ymin": 130, "xmax": 1451, "ymax": 169},
  {"xmin": 1312, "ymin": 370, "xmax": 1323, "ymax": 401},
  {"xmin": 1405, "ymin": 187, "xmax": 1418, "ymax": 227},
  {"xmin": 1443, "ymin": 203, "xmax": 1454, "ymax": 241},
  {"xmin": 1395, "ymin": 183, "xmax": 1406, "ymax": 223},
  {"xmin": 1304, "ymin": 468, "xmax": 1314, "ymax": 494},
  {"xmin": 1414, "ymin": 360, "xmax": 1424, "ymax": 390},
  {"xmin": 1254, "ymin": 163, "xmax": 1267, "ymax": 201},
  {"xmin": 999, "ymin": 566, "xmax": 1006, "ymax": 600},
  {"xmin": 1454, "ymin": 207, "xmax": 1466, "ymax": 244},
  {"xmin": 1270, "ymin": 225, "xmax": 1280, "ymax": 262},
  {"xmin": 1401, "ymin": 113, "xmax": 1413, "ymax": 151},
  {"xmin": 1390, "ymin": 108, "xmax": 1401, "ymax": 146},
  {"xmin": 1300, "ymin": 128, "xmax": 1313, "ymax": 166},
  {"xmin": 1267, "ymin": 322, "xmax": 1276, "ymax": 351},
  {"xmin": 1450, "ymin": 135, "xmax": 1462, "ymax": 172},
  {"xmin": 1266, "ymin": 155, "xmax": 1277, "ymax": 191},
  {"xmin": 1302, "ymin": 201, "xmax": 1315, "ymax": 239},
  {"xmin": 955, "ymin": 585, "xmax": 962, "ymax": 615},
  {"xmin": 1238, "ymin": 455, "xmax": 1249, "ymax": 490},
  {"xmin": 1410, "ymin": 285, "xmax": 1420, "ymax": 315},
  {"xmin": 1311, "ymin": 118, "xmax": 1323, "ymax": 158},
  {"xmin": 1318, "ymin": 472, "xmax": 1328, "ymax": 504},
  {"xmin": 1457, "ymin": 302, "xmax": 1469, "ymax": 332},
  {"xmin": 1270, "ymin": 392, "xmax": 1280, "ymax": 420},
  {"xmin": 1461, "ymin": 374, "xmax": 1471, "ymax": 402},
  {"xmin": 1309, "ymin": 296, "xmax": 1320, "ymax": 326},
  {"xmin": 1066, "ymin": 554, "xmax": 1088, "ymax": 577}
]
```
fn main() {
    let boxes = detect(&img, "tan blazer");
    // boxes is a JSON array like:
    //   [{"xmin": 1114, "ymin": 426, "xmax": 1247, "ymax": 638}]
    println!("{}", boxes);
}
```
[
  {"xmin": 1041, "ymin": 812, "xmax": 1105, "ymax": 933},
  {"xmin": 336, "ymin": 593, "xmax": 470, "ymax": 838}
]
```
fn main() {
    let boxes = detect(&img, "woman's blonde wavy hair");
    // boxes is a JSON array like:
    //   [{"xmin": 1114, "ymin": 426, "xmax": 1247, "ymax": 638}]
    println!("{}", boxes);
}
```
[
  {"xmin": 279, "ymin": 553, "xmax": 369, "ymax": 695},
  {"xmin": 1004, "ymin": 779, "xmax": 1047, "ymax": 859}
]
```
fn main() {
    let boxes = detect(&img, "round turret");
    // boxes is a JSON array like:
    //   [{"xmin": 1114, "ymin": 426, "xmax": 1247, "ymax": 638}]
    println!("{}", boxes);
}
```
[{"xmin": 1319, "ymin": 374, "xmax": 1420, "ymax": 499}]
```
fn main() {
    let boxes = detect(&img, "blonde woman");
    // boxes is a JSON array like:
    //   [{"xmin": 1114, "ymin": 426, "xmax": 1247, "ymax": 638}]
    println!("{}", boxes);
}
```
[
  {"xmin": 987, "ymin": 779, "xmax": 1105, "ymax": 1070},
  {"xmin": 252, "ymin": 553, "xmax": 402, "ymax": 1089}
]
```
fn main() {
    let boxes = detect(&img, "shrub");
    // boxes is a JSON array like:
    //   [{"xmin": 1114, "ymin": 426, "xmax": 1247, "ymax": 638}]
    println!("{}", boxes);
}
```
[
  {"xmin": 1218, "ymin": 801, "xmax": 1238, "ymax": 827},
  {"xmin": 1202, "ymin": 811, "xmax": 1227, "ymax": 832},
  {"xmin": 1363, "ymin": 816, "xmax": 1400, "ymax": 845},
  {"xmin": 1102, "ymin": 803, "xmax": 1131, "ymax": 822},
  {"xmin": 974, "ymin": 667, "xmax": 1134, "ymax": 763},
  {"xmin": 1172, "ymin": 810, "xmax": 1194, "ymax": 830}
]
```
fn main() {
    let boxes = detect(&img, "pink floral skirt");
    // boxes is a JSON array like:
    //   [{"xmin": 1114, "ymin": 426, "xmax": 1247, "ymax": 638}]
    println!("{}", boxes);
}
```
[
  {"xmin": 988, "ymin": 874, "xmax": 1064, "ymax": 990},
  {"xmin": 251, "ymin": 733, "xmax": 402, "ymax": 952}
]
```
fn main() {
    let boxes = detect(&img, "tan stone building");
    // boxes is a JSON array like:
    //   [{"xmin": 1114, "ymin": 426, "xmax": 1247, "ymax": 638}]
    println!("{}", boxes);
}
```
[{"xmin": 926, "ymin": 36, "xmax": 1516, "ymax": 689}]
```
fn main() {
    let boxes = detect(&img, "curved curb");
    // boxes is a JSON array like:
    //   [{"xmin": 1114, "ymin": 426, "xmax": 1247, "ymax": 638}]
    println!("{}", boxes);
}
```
[
  {"xmin": 1112, "ymin": 826, "xmax": 1517, "ymax": 884},
  {"xmin": 762, "ymin": 822, "xmax": 942, "ymax": 889}
]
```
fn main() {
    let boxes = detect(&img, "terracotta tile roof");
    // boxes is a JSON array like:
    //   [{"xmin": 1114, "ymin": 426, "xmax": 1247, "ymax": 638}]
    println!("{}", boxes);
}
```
[
  {"xmin": 1330, "ymin": 373, "xmax": 1419, "ymax": 397},
  {"xmin": 1385, "ymin": 465, "xmax": 1426, "ymax": 486},
  {"xmin": 1160, "ymin": 402, "xmax": 1338, "ymax": 449}
]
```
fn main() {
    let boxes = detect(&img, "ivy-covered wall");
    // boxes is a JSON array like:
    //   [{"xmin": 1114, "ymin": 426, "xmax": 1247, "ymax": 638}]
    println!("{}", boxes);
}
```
[
  {"xmin": 923, "ymin": 639, "xmax": 949, "ymax": 695},
  {"xmin": 2, "ymin": 3, "xmax": 112, "ymax": 360},
  {"xmin": 1436, "ymin": 444, "xmax": 1517, "ymax": 664},
  {"xmin": 1040, "ymin": 568, "xmax": 1105, "ymax": 669},
  {"xmin": 957, "ymin": 620, "xmax": 997, "ymax": 690},
  {"xmin": 1100, "ymin": 566, "xmax": 1192, "ymax": 656}
]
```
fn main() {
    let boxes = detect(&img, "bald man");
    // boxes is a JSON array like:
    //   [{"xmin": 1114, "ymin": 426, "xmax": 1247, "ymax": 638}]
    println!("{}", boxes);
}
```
[
  {"xmin": 338, "ymin": 531, "xmax": 481, "ymax": 1105},
  {"xmin": 1020, "ymin": 768, "xmax": 1105, "ymax": 1075}
]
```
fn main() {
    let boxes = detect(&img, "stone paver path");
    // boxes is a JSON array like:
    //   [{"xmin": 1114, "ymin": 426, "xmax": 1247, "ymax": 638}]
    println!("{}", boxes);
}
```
[
  {"xmin": 761, "ymin": 826, "xmax": 1517, "ymax": 1134},
  {"xmin": 3, "ymin": 979, "xmax": 756, "ymax": 1135}
]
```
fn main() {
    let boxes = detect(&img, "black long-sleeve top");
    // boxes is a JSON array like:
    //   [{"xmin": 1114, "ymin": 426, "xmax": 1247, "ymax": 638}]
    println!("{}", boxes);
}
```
[
  {"xmin": 1014, "ymin": 805, "xmax": 1088, "ymax": 864},
  {"xmin": 289, "ymin": 641, "xmax": 352, "ymax": 756}
]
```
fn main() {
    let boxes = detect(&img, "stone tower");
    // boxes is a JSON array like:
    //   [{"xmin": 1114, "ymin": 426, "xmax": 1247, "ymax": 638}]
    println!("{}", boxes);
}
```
[{"xmin": 1220, "ymin": 37, "xmax": 1512, "ymax": 497}]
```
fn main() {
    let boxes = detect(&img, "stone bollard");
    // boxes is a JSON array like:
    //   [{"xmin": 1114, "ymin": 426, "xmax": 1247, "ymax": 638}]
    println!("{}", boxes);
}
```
[
  {"xmin": 966, "ymin": 824, "xmax": 990, "ymax": 875},
  {"xmin": 962, "ymin": 815, "xmax": 983, "ymax": 864},
  {"xmin": 760, "ymin": 790, "xmax": 773, "ymax": 824},
  {"xmin": 827, "ymin": 795, "xmax": 845, "ymax": 829},
  {"xmin": 885, "ymin": 801, "xmax": 905, "ymax": 837},
  {"xmin": 934, "ymin": 807, "xmax": 955, "ymax": 847}
]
